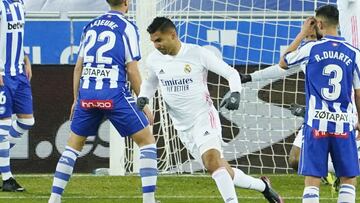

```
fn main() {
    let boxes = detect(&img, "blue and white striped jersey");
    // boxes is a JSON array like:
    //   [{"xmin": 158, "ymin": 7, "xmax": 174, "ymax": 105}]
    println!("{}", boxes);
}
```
[
  {"xmin": 285, "ymin": 35, "xmax": 360, "ymax": 133},
  {"xmin": 78, "ymin": 10, "xmax": 141, "ymax": 90},
  {"xmin": 0, "ymin": 0, "xmax": 25, "ymax": 76}
]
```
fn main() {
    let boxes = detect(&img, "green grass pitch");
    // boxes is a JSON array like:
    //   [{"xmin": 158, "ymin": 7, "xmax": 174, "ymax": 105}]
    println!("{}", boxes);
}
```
[{"xmin": 0, "ymin": 174, "xmax": 357, "ymax": 202}]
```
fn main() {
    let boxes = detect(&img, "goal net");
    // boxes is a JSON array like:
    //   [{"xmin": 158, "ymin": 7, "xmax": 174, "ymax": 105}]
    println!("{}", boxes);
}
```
[{"xmin": 116, "ymin": 0, "xmax": 336, "ymax": 175}]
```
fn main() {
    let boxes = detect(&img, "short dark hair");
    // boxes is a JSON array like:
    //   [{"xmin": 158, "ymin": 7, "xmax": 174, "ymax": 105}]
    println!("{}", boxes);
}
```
[
  {"xmin": 147, "ymin": 17, "xmax": 176, "ymax": 34},
  {"xmin": 315, "ymin": 5, "xmax": 339, "ymax": 26},
  {"xmin": 106, "ymin": 0, "xmax": 125, "ymax": 7}
]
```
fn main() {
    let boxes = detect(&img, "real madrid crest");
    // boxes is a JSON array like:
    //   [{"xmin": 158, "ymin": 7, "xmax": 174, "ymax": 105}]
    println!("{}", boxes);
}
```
[{"xmin": 184, "ymin": 64, "xmax": 191, "ymax": 73}]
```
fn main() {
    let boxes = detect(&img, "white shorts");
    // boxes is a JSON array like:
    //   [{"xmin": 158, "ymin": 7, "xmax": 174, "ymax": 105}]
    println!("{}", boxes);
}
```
[
  {"xmin": 177, "ymin": 106, "xmax": 223, "ymax": 163},
  {"xmin": 292, "ymin": 125, "xmax": 303, "ymax": 148},
  {"xmin": 337, "ymin": 0, "xmax": 360, "ymax": 48}
]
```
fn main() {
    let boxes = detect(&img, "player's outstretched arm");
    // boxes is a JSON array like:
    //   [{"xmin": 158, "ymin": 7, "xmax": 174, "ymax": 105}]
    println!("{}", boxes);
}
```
[
  {"xmin": 243, "ymin": 64, "xmax": 286, "ymax": 83},
  {"xmin": 199, "ymin": 47, "xmax": 241, "ymax": 110},
  {"xmin": 127, "ymin": 61, "xmax": 155, "ymax": 125},
  {"xmin": 24, "ymin": 54, "xmax": 32, "ymax": 81},
  {"xmin": 70, "ymin": 56, "xmax": 84, "ymax": 120},
  {"xmin": 243, "ymin": 18, "xmax": 317, "ymax": 83},
  {"xmin": 127, "ymin": 61, "xmax": 143, "ymax": 96}
]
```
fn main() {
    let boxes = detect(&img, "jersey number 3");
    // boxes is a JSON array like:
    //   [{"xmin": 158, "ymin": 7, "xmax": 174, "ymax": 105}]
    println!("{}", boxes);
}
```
[
  {"xmin": 83, "ymin": 30, "xmax": 116, "ymax": 64},
  {"xmin": 321, "ymin": 64, "xmax": 343, "ymax": 101}
]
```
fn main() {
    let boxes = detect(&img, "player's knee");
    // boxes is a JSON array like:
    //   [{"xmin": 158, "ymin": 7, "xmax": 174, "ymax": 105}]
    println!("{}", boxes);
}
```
[
  {"xmin": 289, "ymin": 147, "xmax": 300, "ymax": 171},
  {"xmin": 131, "ymin": 127, "xmax": 155, "ymax": 147},
  {"xmin": 339, "ymin": 177, "xmax": 357, "ymax": 186},
  {"xmin": 67, "ymin": 132, "xmax": 87, "ymax": 151},
  {"xmin": 288, "ymin": 155, "xmax": 299, "ymax": 171},
  {"xmin": 17, "ymin": 117, "xmax": 35, "ymax": 129},
  {"xmin": 9, "ymin": 117, "xmax": 35, "ymax": 138},
  {"xmin": 202, "ymin": 149, "xmax": 222, "ymax": 173}
]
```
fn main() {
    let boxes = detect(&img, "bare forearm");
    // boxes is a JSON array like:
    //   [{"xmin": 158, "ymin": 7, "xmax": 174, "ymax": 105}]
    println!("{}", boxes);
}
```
[
  {"xmin": 127, "ymin": 61, "xmax": 142, "ymax": 96},
  {"xmin": 24, "ymin": 55, "xmax": 31, "ymax": 70},
  {"xmin": 279, "ymin": 32, "xmax": 307, "ymax": 69},
  {"xmin": 73, "ymin": 58, "xmax": 83, "ymax": 101},
  {"xmin": 285, "ymin": 32, "xmax": 307, "ymax": 54}
]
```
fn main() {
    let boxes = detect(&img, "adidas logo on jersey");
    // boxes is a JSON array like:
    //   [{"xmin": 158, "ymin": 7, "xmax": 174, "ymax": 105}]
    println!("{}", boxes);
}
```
[
  {"xmin": 204, "ymin": 131, "xmax": 210, "ymax": 136},
  {"xmin": 159, "ymin": 69, "xmax": 165, "ymax": 74}
]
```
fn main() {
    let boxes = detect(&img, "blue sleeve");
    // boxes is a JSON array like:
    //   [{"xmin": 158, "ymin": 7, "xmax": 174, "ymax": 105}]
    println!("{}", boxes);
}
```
[{"xmin": 284, "ymin": 41, "xmax": 315, "ymax": 69}]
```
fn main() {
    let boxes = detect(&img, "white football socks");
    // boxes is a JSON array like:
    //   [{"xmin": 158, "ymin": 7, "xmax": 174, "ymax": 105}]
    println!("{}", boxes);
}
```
[
  {"xmin": 212, "ymin": 167, "xmax": 238, "ymax": 203},
  {"xmin": 338, "ymin": 184, "xmax": 355, "ymax": 203},
  {"xmin": 232, "ymin": 167, "xmax": 266, "ymax": 192},
  {"xmin": 302, "ymin": 186, "xmax": 319, "ymax": 203}
]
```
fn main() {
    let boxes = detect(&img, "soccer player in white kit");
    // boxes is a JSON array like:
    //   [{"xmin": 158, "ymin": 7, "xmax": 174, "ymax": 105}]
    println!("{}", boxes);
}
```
[{"xmin": 137, "ymin": 17, "xmax": 283, "ymax": 203}]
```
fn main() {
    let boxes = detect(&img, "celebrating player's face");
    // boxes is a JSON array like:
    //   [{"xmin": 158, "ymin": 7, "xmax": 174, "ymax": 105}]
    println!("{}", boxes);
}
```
[{"xmin": 150, "ymin": 30, "xmax": 176, "ymax": 55}]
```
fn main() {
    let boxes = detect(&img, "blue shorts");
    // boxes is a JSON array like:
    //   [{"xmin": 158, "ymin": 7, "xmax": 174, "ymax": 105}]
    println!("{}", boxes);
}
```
[
  {"xmin": 70, "ymin": 88, "xmax": 149, "ymax": 137},
  {"xmin": 0, "ymin": 73, "xmax": 33, "ymax": 118},
  {"xmin": 299, "ymin": 124, "xmax": 360, "ymax": 178}
]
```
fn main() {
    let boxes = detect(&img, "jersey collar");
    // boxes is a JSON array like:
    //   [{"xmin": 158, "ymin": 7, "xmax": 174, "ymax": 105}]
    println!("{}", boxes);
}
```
[
  {"xmin": 323, "ymin": 35, "xmax": 345, "ymax": 41},
  {"xmin": 108, "ymin": 10, "xmax": 125, "ymax": 16},
  {"xmin": 176, "ymin": 43, "xmax": 185, "ymax": 56}
]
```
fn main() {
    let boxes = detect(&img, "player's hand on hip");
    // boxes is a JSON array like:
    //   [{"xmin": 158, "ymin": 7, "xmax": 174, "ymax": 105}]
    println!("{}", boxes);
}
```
[
  {"xmin": 137, "ymin": 97, "xmax": 149, "ymax": 111},
  {"xmin": 289, "ymin": 103, "xmax": 306, "ymax": 118},
  {"xmin": 240, "ymin": 73, "xmax": 252, "ymax": 83},
  {"xmin": 143, "ymin": 106, "xmax": 154, "ymax": 125},
  {"xmin": 220, "ymin": 92, "xmax": 240, "ymax": 110}
]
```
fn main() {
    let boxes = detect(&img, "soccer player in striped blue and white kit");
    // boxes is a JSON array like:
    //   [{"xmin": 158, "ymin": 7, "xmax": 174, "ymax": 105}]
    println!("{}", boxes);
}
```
[
  {"xmin": 0, "ymin": 0, "xmax": 35, "ymax": 192},
  {"xmin": 279, "ymin": 5, "xmax": 360, "ymax": 203},
  {"xmin": 48, "ymin": 0, "xmax": 158, "ymax": 203}
]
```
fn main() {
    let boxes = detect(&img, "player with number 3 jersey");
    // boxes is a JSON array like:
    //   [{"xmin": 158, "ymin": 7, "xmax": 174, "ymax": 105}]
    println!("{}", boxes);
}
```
[{"xmin": 279, "ymin": 5, "xmax": 360, "ymax": 203}]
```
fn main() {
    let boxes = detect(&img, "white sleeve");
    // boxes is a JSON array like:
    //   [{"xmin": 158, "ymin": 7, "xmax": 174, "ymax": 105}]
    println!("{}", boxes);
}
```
[
  {"xmin": 138, "ymin": 59, "xmax": 159, "ymax": 99},
  {"xmin": 354, "ymin": 53, "xmax": 360, "ymax": 89},
  {"xmin": 250, "ymin": 64, "xmax": 287, "ymax": 81},
  {"xmin": 123, "ymin": 23, "xmax": 141, "ymax": 64},
  {"xmin": 283, "ymin": 41, "xmax": 314, "ymax": 69},
  {"xmin": 353, "ymin": 70, "xmax": 360, "ymax": 89},
  {"xmin": 0, "ymin": 2, "xmax": 3, "ymax": 21},
  {"xmin": 200, "ymin": 47, "xmax": 242, "ymax": 93}
]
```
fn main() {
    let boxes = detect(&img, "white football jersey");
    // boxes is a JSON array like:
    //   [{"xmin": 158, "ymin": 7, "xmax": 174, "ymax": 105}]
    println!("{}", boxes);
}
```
[
  {"xmin": 140, "ymin": 43, "xmax": 242, "ymax": 131},
  {"xmin": 338, "ymin": 0, "xmax": 359, "ymax": 48}
]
